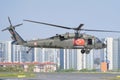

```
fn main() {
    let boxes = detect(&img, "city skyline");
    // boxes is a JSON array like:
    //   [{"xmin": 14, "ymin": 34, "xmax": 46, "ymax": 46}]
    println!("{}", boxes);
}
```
[{"xmin": 0, "ymin": 37, "xmax": 120, "ymax": 71}]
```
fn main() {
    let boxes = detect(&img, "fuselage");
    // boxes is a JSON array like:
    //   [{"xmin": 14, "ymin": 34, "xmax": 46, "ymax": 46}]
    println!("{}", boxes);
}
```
[{"xmin": 23, "ymin": 33, "xmax": 106, "ymax": 50}]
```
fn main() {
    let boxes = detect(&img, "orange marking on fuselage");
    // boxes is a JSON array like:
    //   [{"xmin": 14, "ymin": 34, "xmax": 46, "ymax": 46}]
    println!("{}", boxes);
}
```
[{"xmin": 73, "ymin": 39, "xmax": 85, "ymax": 46}]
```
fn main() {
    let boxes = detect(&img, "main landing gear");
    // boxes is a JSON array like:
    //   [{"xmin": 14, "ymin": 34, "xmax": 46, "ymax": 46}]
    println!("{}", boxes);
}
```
[{"xmin": 81, "ymin": 49, "xmax": 90, "ymax": 54}]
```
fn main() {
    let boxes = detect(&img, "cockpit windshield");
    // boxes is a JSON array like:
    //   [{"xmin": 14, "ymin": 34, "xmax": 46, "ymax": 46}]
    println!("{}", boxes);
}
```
[{"xmin": 96, "ymin": 38, "xmax": 101, "ymax": 43}]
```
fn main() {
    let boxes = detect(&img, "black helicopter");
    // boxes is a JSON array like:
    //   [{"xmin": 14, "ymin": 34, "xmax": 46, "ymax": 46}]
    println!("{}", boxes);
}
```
[{"xmin": 2, "ymin": 17, "xmax": 120, "ymax": 54}]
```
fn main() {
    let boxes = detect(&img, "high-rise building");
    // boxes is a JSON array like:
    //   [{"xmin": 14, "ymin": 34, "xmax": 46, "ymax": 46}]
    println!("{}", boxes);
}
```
[
  {"xmin": 60, "ymin": 49, "xmax": 64, "ymax": 69},
  {"xmin": 0, "ymin": 41, "xmax": 6, "ymax": 62},
  {"xmin": 118, "ymin": 38, "xmax": 120, "ymax": 69},
  {"xmin": 60, "ymin": 49, "xmax": 94, "ymax": 70},
  {"xmin": 60, "ymin": 49, "xmax": 77, "ymax": 69},
  {"xmin": 12, "ymin": 44, "xmax": 34, "ymax": 62},
  {"xmin": 34, "ymin": 48, "xmax": 60, "ymax": 63},
  {"xmin": 106, "ymin": 38, "xmax": 113, "ymax": 70},
  {"xmin": 101, "ymin": 37, "xmax": 120, "ymax": 71},
  {"xmin": 112, "ymin": 38, "xmax": 119, "ymax": 70},
  {"xmin": 76, "ymin": 49, "xmax": 82, "ymax": 70},
  {"xmin": 62, "ymin": 49, "xmax": 77, "ymax": 69},
  {"xmin": 64, "ymin": 49, "xmax": 78, "ymax": 69},
  {"xmin": 86, "ymin": 50, "xmax": 94, "ymax": 69},
  {"xmin": 0, "ymin": 40, "xmax": 60, "ymax": 63},
  {"xmin": 0, "ymin": 41, "xmax": 12, "ymax": 62},
  {"xmin": 34, "ymin": 48, "xmax": 43, "ymax": 62}
]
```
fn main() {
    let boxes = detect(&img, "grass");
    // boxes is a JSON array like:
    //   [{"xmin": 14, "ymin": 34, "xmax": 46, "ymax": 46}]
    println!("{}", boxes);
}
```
[
  {"xmin": 109, "ymin": 78, "xmax": 120, "ymax": 80},
  {"xmin": 0, "ymin": 72, "xmax": 35, "ymax": 78},
  {"xmin": 108, "ymin": 76, "xmax": 120, "ymax": 80}
]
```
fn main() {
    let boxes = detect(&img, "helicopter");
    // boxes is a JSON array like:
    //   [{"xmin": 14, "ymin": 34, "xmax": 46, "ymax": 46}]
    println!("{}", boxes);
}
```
[{"xmin": 2, "ymin": 17, "xmax": 120, "ymax": 54}]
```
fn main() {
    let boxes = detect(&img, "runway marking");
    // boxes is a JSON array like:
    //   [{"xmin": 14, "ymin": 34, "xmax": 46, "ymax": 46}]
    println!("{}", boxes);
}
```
[{"xmin": 116, "ymin": 75, "xmax": 120, "ymax": 78}]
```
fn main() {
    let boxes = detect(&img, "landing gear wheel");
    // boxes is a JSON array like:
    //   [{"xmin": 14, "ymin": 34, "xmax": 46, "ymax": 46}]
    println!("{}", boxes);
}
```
[
  {"xmin": 86, "ymin": 50, "xmax": 90, "ymax": 54},
  {"xmin": 81, "ymin": 49, "xmax": 85, "ymax": 54}
]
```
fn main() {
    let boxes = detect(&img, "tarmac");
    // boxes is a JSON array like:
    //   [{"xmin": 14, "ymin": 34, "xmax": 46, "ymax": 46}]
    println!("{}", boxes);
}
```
[{"xmin": 0, "ymin": 72, "xmax": 120, "ymax": 80}]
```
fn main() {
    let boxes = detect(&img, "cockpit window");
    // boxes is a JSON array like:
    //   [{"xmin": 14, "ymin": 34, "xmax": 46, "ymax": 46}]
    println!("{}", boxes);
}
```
[
  {"xmin": 96, "ymin": 38, "xmax": 101, "ymax": 43},
  {"xmin": 88, "ymin": 39, "xmax": 92, "ymax": 45}
]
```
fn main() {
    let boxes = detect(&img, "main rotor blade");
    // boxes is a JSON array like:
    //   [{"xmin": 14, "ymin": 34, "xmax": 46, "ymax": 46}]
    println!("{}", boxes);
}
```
[
  {"xmin": 24, "ymin": 19, "xmax": 120, "ymax": 33},
  {"xmin": 78, "ymin": 24, "xmax": 84, "ymax": 29},
  {"xmin": 74, "ymin": 24, "xmax": 84, "ymax": 30},
  {"xmin": 8, "ymin": 17, "xmax": 12, "ymax": 26},
  {"xmin": 81, "ymin": 29, "xmax": 120, "ymax": 33},
  {"xmin": 24, "ymin": 19, "xmax": 73, "ymax": 29}
]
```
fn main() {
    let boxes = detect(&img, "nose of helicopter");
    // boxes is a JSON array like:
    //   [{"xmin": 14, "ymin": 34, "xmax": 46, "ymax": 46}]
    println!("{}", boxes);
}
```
[{"xmin": 102, "ymin": 43, "xmax": 107, "ymax": 48}]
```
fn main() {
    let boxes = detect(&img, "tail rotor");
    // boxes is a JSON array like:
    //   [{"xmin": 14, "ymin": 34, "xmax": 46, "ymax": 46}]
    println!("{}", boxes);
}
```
[
  {"xmin": 2, "ymin": 17, "xmax": 25, "ymax": 45},
  {"xmin": 2, "ymin": 17, "xmax": 23, "ymax": 31}
]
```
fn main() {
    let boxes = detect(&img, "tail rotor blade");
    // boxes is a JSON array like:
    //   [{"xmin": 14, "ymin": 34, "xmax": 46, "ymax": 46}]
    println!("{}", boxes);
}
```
[
  {"xmin": 2, "ymin": 27, "xmax": 9, "ymax": 31},
  {"xmin": 2, "ymin": 23, "xmax": 23, "ymax": 32},
  {"xmin": 8, "ymin": 17, "xmax": 12, "ymax": 26},
  {"xmin": 2, "ymin": 17, "xmax": 23, "ymax": 31},
  {"xmin": 14, "ymin": 23, "xmax": 23, "ymax": 27}
]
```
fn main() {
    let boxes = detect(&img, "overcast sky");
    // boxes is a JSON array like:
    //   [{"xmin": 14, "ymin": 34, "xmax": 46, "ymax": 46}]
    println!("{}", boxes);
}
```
[{"xmin": 0, "ymin": 0, "xmax": 120, "ymax": 41}]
